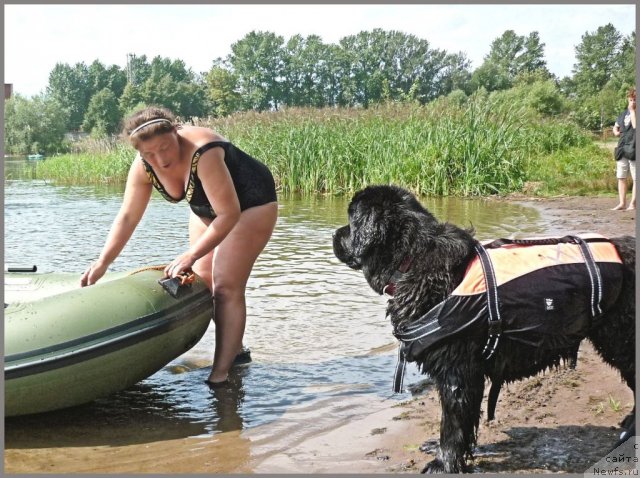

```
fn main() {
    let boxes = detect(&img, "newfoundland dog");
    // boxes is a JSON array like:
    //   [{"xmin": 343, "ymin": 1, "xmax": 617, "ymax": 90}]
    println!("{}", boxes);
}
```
[{"xmin": 333, "ymin": 184, "xmax": 635, "ymax": 473}]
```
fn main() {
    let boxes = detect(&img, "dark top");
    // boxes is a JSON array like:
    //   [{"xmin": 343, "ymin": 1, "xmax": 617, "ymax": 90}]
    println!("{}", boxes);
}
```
[
  {"xmin": 141, "ymin": 141, "xmax": 277, "ymax": 219},
  {"xmin": 616, "ymin": 109, "xmax": 636, "ymax": 160}
]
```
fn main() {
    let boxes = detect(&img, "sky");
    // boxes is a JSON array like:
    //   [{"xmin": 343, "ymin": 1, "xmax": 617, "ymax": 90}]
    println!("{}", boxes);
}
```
[{"xmin": 4, "ymin": 4, "xmax": 636, "ymax": 98}]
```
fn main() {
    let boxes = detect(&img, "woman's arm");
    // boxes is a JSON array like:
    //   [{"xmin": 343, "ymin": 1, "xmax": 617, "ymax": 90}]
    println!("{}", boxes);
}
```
[
  {"xmin": 80, "ymin": 157, "xmax": 152, "ymax": 286},
  {"xmin": 613, "ymin": 122, "xmax": 621, "ymax": 137},
  {"xmin": 165, "ymin": 146, "xmax": 241, "ymax": 277}
]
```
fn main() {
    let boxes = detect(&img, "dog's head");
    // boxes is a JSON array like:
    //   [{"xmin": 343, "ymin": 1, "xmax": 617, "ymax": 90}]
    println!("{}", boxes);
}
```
[{"xmin": 333, "ymin": 185, "xmax": 438, "ymax": 293}]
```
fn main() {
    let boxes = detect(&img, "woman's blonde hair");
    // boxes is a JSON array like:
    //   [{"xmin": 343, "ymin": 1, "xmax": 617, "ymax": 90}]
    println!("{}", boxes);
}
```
[{"xmin": 122, "ymin": 106, "xmax": 177, "ymax": 146}]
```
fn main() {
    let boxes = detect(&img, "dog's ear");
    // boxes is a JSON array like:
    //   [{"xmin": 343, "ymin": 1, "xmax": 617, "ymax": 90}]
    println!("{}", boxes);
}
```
[{"xmin": 349, "ymin": 200, "xmax": 390, "ymax": 258}]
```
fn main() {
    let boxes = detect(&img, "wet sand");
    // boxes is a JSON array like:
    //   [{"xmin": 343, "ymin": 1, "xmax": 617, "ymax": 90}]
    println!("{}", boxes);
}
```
[{"xmin": 4, "ymin": 196, "xmax": 636, "ymax": 474}]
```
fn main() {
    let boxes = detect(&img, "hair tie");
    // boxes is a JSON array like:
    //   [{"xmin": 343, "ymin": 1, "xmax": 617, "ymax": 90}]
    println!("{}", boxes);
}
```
[{"xmin": 130, "ymin": 118, "xmax": 173, "ymax": 136}]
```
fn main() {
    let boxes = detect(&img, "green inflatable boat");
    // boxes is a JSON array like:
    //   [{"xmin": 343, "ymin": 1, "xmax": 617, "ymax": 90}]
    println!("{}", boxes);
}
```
[{"xmin": 4, "ymin": 267, "xmax": 214, "ymax": 417}]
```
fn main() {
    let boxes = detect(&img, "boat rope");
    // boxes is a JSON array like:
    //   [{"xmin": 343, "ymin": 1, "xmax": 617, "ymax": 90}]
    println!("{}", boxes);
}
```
[
  {"xmin": 127, "ymin": 265, "xmax": 167, "ymax": 275},
  {"xmin": 128, "ymin": 265, "xmax": 197, "ymax": 286}
]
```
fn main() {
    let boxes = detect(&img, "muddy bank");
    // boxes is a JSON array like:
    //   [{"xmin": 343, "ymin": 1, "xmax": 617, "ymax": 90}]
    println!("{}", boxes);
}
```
[{"xmin": 513, "ymin": 195, "xmax": 636, "ymax": 237}]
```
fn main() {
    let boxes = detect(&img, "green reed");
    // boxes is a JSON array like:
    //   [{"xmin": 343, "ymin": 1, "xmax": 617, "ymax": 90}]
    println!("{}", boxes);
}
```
[
  {"xmin": 36, "ymin": 142, "xmax": 134, "ymax": 184},
  {"xmin": 35, "ymin": 99, "xmax": 597, "ymax": 197}
]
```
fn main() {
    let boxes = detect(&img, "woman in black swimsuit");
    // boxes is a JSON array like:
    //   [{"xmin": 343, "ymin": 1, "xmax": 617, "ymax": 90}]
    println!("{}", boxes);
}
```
[{"xmin": 80, "ymin": 106, "xmax": 278, "ymax": 387}]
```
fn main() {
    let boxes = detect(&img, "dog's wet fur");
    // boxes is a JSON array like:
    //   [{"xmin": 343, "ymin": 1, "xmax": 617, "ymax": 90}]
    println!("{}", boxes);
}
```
[{"xmin": 333, "ymin": 185, "xmax": 635, "ymax": 473}]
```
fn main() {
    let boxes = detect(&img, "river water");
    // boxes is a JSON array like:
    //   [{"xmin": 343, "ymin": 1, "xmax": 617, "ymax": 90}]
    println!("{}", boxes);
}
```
[{"xmin": 3, "ymin": 158, "xmax": 548, "ymax": 472}]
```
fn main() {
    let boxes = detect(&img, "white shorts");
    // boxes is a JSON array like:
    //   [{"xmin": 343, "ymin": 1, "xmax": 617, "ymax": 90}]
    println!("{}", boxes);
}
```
[{"xmin": 616, "ymin": 158, "xmax": 636, "ymax": 180}]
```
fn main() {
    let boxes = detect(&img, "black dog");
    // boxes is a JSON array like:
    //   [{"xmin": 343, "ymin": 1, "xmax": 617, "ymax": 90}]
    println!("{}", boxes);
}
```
[{"xmin": 333, "ymin": 185, "xmax": 635, "ymax": 473}]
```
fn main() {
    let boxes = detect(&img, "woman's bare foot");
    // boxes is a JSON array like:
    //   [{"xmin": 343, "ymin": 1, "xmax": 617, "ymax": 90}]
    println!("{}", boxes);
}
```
[
  {"xmin": 625, "ymin": 205, "xmax": 635, "ymax": 211},
  {"xmin": 205, "ymin": 372, "xmax": 229, "ymax": 386},
  {"xmin": 611, "ymin": 203, "xmax": 627, "ymax": 211}
]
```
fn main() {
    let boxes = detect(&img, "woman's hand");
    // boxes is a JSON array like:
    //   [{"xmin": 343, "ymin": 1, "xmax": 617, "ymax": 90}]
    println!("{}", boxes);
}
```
[
  {"xmin": 164, "ymin": 251, "xmax": 196, "ymax": 278},
  {"xmin": 80, "ymin": 260, "xmax": 109, "ymax": 287}
]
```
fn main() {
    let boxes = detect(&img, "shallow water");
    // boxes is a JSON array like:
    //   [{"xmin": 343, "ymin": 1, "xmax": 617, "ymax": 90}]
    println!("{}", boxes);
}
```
[{"xmin": 3, "ymin": 159, "xmax": 549, "ymax": 472}]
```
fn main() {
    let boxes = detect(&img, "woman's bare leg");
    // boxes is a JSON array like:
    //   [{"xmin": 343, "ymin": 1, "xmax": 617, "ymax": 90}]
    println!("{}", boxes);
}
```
[
  {"xmin": 189, "ymin": 214, "xmax": 214, "ymax": 291},
  {"xmin": 612, "ymin": 178, "xmax": 628, "ymax": 210},
  {"xmin": 627, "ymin": 178, "xmax": 636, "ymax": 210},
  {"xmin": 200, "ymin": 202, "xmax": 278, "ymax": 384}
]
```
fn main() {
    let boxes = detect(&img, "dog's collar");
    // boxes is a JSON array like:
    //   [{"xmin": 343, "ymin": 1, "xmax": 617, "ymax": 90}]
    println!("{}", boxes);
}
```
[{"xmin": 383, "ymin": 256, "xmax": 412, "ymax": 296}]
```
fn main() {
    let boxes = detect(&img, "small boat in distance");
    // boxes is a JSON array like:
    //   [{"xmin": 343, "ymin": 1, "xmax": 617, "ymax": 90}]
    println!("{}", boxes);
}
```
[{"xmin": 27, "ymin": 153, "xmax": 45, "ymax": 160}]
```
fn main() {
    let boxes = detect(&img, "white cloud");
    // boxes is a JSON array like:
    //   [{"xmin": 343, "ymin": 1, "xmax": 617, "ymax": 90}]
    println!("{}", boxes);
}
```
[{"xmin": 4, "ymin": 4, "xmax": 636, "ymax": 97}]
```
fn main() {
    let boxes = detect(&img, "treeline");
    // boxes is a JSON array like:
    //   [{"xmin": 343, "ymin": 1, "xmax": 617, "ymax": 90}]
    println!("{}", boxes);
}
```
[{"xmin": 4, "ymin": 25, "xmax": 635, "ymax": 155}]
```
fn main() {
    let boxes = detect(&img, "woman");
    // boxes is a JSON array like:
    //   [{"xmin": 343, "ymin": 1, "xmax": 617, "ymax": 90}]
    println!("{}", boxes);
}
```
[
  {"xmin": 80, "ymin": 106, "xmax": 278, "ymax": 387},
  {"xmin": 611, "ymin": 88, "xmax": 636, "ymax": 211}
]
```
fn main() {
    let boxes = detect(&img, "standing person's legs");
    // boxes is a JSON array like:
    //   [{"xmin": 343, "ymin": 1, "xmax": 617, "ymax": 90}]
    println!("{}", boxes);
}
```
[
  {"xmin": 203, "ymin": 202, "xmax": 278, "ymax": 384},
  {"xmin": 612, "ymin": 159, "xmax": 630, "ymax": 210},
  {"xmin": 627, "ymin": 160, "xmax": 636, "ymax": 210}
]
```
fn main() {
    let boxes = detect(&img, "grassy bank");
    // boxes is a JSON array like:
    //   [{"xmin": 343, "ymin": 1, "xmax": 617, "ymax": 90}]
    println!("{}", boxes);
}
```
[
  {"xmin": 523, "ymin": 143, "xmax": 617, "ymax": 196},
  {"xmin": 35, "ymin": 99, "xmax": 610, "ymax": 197}
]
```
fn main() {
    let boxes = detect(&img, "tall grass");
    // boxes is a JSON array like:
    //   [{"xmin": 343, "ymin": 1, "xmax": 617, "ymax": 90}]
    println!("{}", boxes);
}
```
[
  {"xmin": 36, "ymin": 97, "xmax": 595, "ymax": 196},
  {"xmin": 36, "ymin": 142, "xmax": 134, "ymax": 184}
]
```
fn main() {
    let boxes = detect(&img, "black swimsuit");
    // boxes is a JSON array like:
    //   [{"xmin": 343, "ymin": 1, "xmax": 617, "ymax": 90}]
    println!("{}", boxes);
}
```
[{"xmin": 141, "ymin": 141, "xmax": 277, "ymax": 219}]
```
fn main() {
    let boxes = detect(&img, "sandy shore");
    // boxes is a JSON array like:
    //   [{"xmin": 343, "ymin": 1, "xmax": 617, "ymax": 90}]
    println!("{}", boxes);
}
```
[{"xmin": 4, "ymin": 196, "xmax": 636, "ymax": 474}]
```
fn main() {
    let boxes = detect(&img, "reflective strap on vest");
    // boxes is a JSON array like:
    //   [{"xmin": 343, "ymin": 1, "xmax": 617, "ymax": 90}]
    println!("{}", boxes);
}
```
[
  {"xmin": 474, "ymin": 242, "xmax": 502, "ymax": 360},
  {"xmin": 393, "ymin": 344, "xmax": 407, "ymax": 393}
]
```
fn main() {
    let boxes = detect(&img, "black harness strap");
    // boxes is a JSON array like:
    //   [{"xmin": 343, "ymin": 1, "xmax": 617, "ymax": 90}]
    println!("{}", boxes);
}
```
[
  {"xmin": 392, "ymin": 344, "xmax": 407, "ymax": 394},
  {"xmin": 392, "ymin": 303, "xmax": 445, "ymax": 392},
  {"xmin": 474, "ymin": 242, "xmax": 502, "ymax": 360},
  {"xmin": 574, "ymin": 236, "xmax": 604, "ymax": 317}
]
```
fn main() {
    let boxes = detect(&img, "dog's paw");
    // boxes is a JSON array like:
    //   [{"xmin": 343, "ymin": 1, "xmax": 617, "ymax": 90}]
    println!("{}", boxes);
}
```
[{"xmin": 421, "ymin": 458, "xmax": 446, "ymax": 474}]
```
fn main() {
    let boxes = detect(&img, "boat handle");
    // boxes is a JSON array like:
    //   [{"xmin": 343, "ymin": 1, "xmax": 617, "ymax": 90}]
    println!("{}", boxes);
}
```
[{"xmin": 5, "ymin": 265, "xmax": 38, "ymax": 273}]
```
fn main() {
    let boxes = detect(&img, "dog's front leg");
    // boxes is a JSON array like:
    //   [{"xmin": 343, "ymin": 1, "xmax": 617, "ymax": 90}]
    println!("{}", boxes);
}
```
[{"xmin": 422, "ymin": 364, "xmax": 484, "ymax": 474}]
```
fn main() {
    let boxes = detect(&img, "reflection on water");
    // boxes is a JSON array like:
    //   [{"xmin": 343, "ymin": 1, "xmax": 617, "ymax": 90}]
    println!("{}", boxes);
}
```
[
  {"xmin": 5, "ymin": 354, "xmax": 422, "ymax": 449},
  {"xmin": 4, "ymin": 158, "xmax": 548, "ymax": 469}
]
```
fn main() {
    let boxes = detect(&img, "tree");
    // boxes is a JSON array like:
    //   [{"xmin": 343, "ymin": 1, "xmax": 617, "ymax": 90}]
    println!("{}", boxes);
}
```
[
  {"xmin": 337, "ymin": 29, "xmax": 450, "ymax": 106},
  {"xmin": 572, "ymin": 23, "xmax": 622, "ymax": 97},
  {"xmin": 47, "ymin": 62, "xmax": 91, "ymax": 130},
  {"xmin": 229, "ymin": 31, "xmax": 286, "ymax": 111},
  {"xmin": 126, "ymin": 53, "xmax": 152, "ymax": 86},
  {"xmin": 487, "ymin": 30, "xmax": 525, "ymax": 79},
  {"xmin": 121, "ymin": 55, "xmax": 209, "ymax": 119},
  {"xmin": 148, "ymin": 56, "xmax": 192, "ymax": 83},
  {"xmin": 119, "ymin": 83, "xmax": 145, "ymax": 116},
  {"xmin": 282, "ymin": 34, "xmax": 335, "ymax": 108},
  {"xmin": 472, "ymin": 30, "xmax": 549, "ymax": 92},
  {"xmin": 570, "ymin": 24, "xmax": 635, "ymax": 129},
  {"xmin": 172, "ymin": 81, "xmax": 210, "ymax": 119},
  {"xmin": 47, "ymin": 60, "xmax": 127, "ymax": 131},
  {"xmin": 435, "ymin": 52, "xmax": 473, "ymax": 96},
  {"xmin": 611, "ymin": 31, "xmax": 636, "ymax": 100},
  {"xmin": 520, "ymin": 32, "xmax": 548, "ymax": 73},
  {"xmin": 205, "ymin": 60, "xmax": 242, "ymax": 116},
  {"xmin": 4, "ymin": 94, "xmax": 70, "ymax": 154},
  {"xmin": 82, "ymin": 88, "xmax": 122, "ymax": 137}
]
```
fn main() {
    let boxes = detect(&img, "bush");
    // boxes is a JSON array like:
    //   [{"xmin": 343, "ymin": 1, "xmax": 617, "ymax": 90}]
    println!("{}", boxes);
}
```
[{"xmin": 4, "ymin": 94, "xmax": 71, "ymax": 155}]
